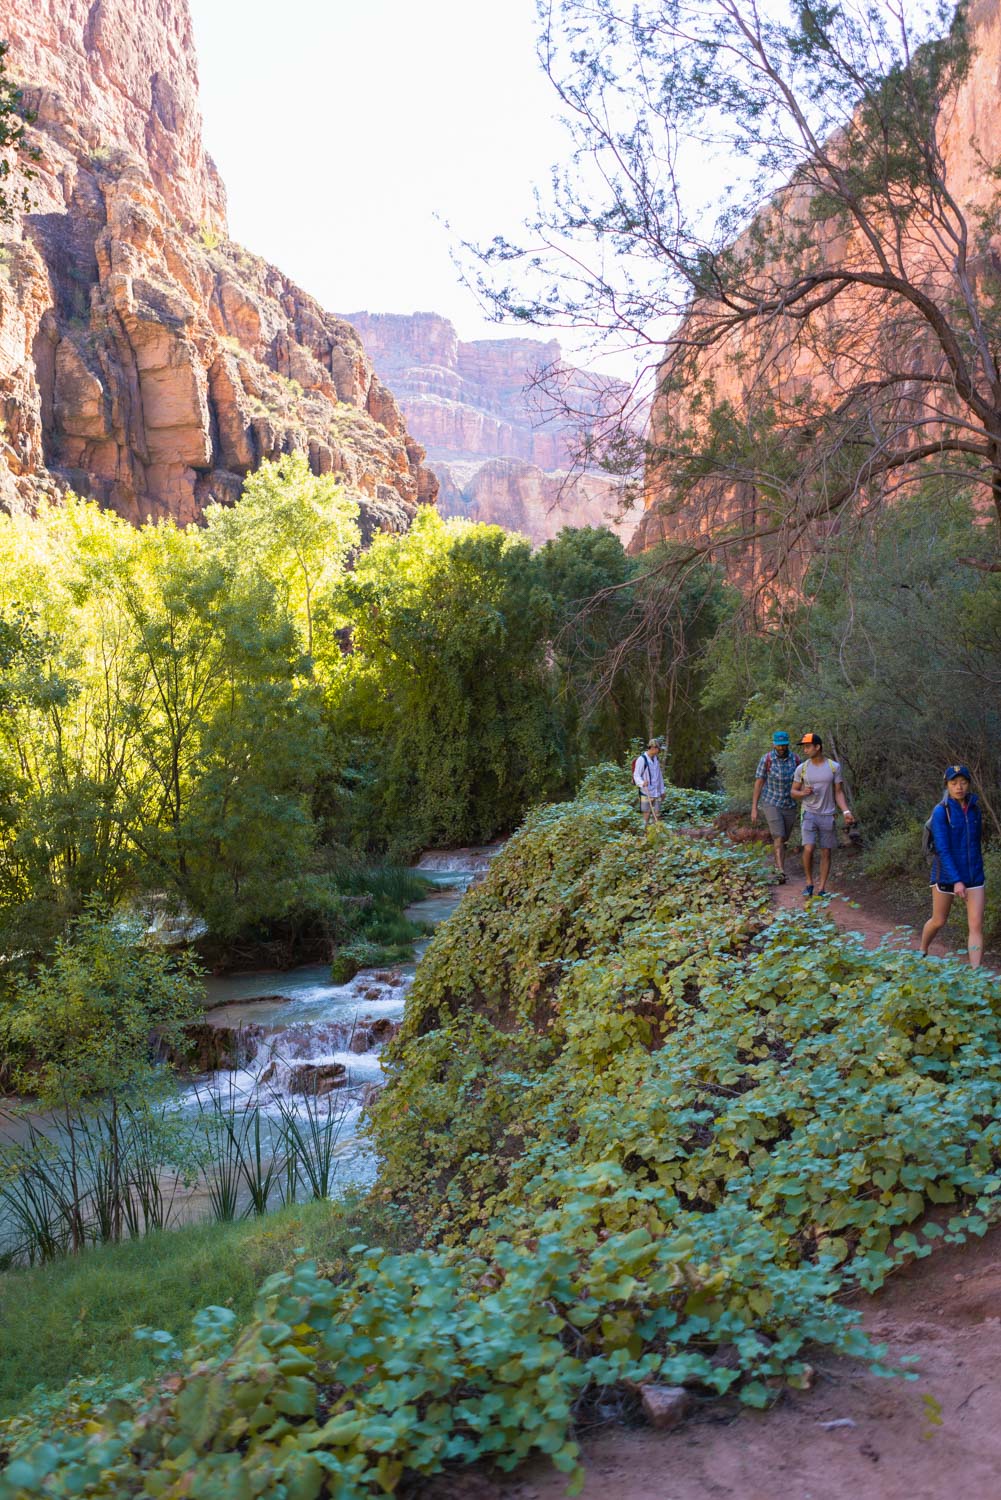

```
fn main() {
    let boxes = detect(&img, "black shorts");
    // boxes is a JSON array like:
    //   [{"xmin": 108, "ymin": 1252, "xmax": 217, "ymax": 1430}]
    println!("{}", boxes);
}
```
[{"xmin": 930, "ymin": 882, "xmax": 985, "ymax": 895}]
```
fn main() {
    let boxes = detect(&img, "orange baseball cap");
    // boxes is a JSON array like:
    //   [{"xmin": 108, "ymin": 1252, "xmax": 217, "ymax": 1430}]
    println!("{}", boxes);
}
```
[{"xmin": 799, "ymin": 733, "xmax": 822, "ymax": 747}]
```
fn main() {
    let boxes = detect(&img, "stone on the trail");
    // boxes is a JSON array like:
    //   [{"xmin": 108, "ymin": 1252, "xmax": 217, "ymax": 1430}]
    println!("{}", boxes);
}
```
[
  {"xmin": 819, "ymin": 1418, "xmax": 857, "ymax": 1430},
  {"xmin": 639, "ymin": 1384, "xmax": 692, "ymax": 1430},
  {"xmin": 287, "ymin": 1061, "xmax": 348, "ymax": 1096}
]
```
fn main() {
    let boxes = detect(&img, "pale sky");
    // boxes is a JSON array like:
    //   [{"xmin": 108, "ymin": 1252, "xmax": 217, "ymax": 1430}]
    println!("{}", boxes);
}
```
[{"xmin": 188, "ymin": 0, "xmax": 569, "ymax": 347}]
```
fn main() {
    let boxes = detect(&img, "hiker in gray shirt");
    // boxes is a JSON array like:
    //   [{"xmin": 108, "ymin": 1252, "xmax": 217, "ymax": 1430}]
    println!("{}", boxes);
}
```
[{"xmin": 791, "ymin": 733, "xmax": 855, "ymax": 899}]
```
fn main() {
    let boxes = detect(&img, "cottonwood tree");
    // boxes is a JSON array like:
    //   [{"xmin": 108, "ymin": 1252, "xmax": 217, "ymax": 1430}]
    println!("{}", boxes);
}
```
[{"xmin": 477, "ymin": 0, "xmax": 1001, "ymax": 595}]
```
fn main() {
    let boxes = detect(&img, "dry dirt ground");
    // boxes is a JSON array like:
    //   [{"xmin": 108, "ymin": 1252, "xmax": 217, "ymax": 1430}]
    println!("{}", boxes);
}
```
[{"xmin": 420, "ymin": 877, "xmax": 1001, "ymax": 1500}]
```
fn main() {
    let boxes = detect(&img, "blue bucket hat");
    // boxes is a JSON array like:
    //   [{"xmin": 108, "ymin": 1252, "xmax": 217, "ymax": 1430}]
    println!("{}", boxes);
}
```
[
  {"xmin": 772, "ymin": 731, "xmax": 790, "ymax": 746},
  {"xmin": 943, "ymin": 764, "xmax": 972, "ymax": 783}
]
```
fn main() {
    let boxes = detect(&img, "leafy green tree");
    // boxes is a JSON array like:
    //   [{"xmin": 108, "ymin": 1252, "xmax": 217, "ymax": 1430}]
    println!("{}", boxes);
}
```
[
  {"xmin": 536, "ymin": 525, "xmax": 636, "ymax": 764},
  {"xmin": 477, "ymin": 0, "xmax": 1001, "ymax": 583},
  {"xmin": 204, "ymin": 453, "xmax": 360, "ymax": 660},
  {"xmin": 0, "ymin": 495, "xmax": 331, "ymax": 950},
  {"xmin": 1, "ymin": 907, "xmax": 200, "ymax": 1108},
  {"xmin": 538, "ymin": 527, "xmax": 738, "ymax": 784},
  {"xmin": 106, "ymin": 520, "xmax": 328, "ymax": 938},
  {"xmin": 338, "ymin": 509, "xmax": 567, "ymax": 851}
]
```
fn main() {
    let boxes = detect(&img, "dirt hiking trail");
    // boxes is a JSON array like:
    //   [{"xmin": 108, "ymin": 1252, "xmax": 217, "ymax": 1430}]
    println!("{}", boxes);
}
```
[
  {"xmin": 498, "ymin": 1223, "xmax": 1001, "ymax": 1500},
  {"xmin": 420, "ymin": 877, "xmax": 1001, "ymax": 1500}
]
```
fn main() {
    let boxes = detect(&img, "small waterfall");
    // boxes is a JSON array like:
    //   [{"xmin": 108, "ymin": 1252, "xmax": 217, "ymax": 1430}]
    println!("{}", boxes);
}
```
[{"xmin": 180, "ymin": 845, "xmax": 501, "ymax": 1183}]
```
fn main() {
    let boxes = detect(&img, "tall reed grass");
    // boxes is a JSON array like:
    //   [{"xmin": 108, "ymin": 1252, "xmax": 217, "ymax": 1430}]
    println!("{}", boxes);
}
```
[{"xmin": 0, "ymin": 1065, "xmax": 352, "ymax": 1267}]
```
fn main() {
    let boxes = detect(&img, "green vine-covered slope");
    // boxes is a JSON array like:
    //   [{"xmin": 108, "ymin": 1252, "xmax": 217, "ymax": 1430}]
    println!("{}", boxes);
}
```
[{"xmin": 3, "ymin": 767, "xmax": 1001, "ymax": 1498}]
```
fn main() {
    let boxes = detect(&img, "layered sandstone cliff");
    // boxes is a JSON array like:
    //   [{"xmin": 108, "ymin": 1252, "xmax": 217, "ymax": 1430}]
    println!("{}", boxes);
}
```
[
  {"xmin": 346, "ymin": 311, "xmax": 638, "ymax": 545},
  {"xmin": 0, "ymin": 0, "xmax": 436, "ymax": 533}
]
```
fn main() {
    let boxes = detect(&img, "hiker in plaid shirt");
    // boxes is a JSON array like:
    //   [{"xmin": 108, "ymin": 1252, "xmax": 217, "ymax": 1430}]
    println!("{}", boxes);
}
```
[{"xmin": 751, "ymin": 730, "xmax": 799, "ymax": 884}]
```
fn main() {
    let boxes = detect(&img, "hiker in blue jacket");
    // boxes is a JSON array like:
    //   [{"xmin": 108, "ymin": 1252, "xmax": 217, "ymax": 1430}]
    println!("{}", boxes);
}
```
[{"xmin": 920, "ymin": 764, "xmax": 986, "ymax": 968}]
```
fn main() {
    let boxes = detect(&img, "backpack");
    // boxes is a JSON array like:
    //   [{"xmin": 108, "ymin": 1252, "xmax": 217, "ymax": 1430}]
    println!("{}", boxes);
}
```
[
  {"xmin": 791, "ymin": 756, "xmax": 837, "ymax": 793},
  {"xmin": 922, "ymin": 794, "xmax": 949, "ymax": 861},
  {"xmin": 634, "ymin": 753, "xmax": 652, "ymax": 800},
  {"xmin": 762, "ymin": 750, "xmax": 800, "ymax": 778}
]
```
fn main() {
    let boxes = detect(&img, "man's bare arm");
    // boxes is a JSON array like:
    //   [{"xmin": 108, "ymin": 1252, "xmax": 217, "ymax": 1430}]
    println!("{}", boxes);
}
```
[
  {"xmin": 835, "ymin": 781, "xmax": 855, "ymax": 822},
  {"xmin": 751, "ymin": 776, "xmax": 765, "ymax": 822}
]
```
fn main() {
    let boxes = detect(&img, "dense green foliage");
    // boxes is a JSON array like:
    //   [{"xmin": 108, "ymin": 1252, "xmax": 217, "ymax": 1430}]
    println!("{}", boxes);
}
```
[
  {"xmin": 713, "ymin": 492, "xmax": 1001, "ymax": 930},
  {"xmin": 0, "ymin": 478, "xmax": 727, "ymax": 981},
  {"xmin": 537, "ymin": 530, "xmax": 737, "ymax": 787},
  {"xmin": 372, "ymin": 766, "xmax": 1001, "ymax": 1272},
  {"xmin": 1, "ymin": 910, "xmax": 200, "ymax": 1107},
  {"xmin": 334, "ymin": 510, "xmax": 567, "ymax": 851},
  {"xmin": 4, "ymin": 771, "xmax": 999, "ymax": 1495},
  {"xmin": 0, "ymin": 487, "xmax": 331, "ymax": 962}
]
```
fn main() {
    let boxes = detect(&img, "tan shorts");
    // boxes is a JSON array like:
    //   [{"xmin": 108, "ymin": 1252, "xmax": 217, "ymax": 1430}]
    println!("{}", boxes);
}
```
[{"xmin": 762, "ymin": 804, "xmax": 797, "ymax": 839}]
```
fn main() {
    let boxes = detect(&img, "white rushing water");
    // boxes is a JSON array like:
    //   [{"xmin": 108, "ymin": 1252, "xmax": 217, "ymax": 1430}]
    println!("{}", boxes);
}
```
[{"xmin": 179, "ymin": 847, "xmax": 501, "ymax": 1186}]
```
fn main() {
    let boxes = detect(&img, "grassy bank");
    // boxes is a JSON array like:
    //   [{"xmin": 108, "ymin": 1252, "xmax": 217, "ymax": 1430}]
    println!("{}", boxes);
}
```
[{"xmin": 0, "ymin": 1195, "xmax": 407, "ymax": 1417}]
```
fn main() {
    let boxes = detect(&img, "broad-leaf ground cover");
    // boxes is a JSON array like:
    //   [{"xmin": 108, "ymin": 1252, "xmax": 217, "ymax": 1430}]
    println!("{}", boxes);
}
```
[{"xmin": 3, "ymin": 767, "xmax": 1000, "ymax": 1497}]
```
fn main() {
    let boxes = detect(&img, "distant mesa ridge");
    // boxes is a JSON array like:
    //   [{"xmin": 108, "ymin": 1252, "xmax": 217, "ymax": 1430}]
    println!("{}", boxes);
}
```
[
  {"xmin": 345, "ymin": 310, "xmax": 642, "ymax": 546},
  {"xmin": 0, "ymin": 0, "xmax": 436, "ymax": 536}
]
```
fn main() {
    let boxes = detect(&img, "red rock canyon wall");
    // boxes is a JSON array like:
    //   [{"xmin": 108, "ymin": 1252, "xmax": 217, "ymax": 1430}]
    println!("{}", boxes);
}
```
[
  {"xmin": 634, "ymin": 0, "xmax": 1001, "ymax": 564},
  {"xmin": 346, "ymin": 311, "xmax": 640, "ymax": 546},
  {"xmin": 0, "ymin": 0, "xmax": 436, "ymax": 535}
]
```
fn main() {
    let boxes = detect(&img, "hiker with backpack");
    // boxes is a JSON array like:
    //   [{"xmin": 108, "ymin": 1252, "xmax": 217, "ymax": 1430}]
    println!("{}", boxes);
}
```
[
  {"xmin": 791, "ymin": 733, "xmax": 855, "ymax": 898},
  {"xmin": 633, "ymin": 738, "xmax": 665, "ymax": 827},
  {"xmin": 750, "ymin": 730, "xmax": 799, "ymax": 883},
  {"xmin": 920, "ymin": 765, "xmax": 986, "ymax": 968}
]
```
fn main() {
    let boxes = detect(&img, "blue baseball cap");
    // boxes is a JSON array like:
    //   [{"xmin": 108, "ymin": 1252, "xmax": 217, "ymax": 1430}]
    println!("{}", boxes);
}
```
[
  {"xmin": 772, "ymin": 731, "xmax": 790, "ymax": 746},
  {"xmin": 944, "ymin": 764, "xmax": 972, "ymax": 783}
]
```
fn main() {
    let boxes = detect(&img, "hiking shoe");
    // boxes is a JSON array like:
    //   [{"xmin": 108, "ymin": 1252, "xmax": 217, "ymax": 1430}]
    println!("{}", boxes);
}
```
[
  {"xmin": 776, "ymin": 872, "xmax": 787, "ymax": 884},
  {"xmin": 803, "ymin": 885, "xmax": 814, "ymax": 900}
]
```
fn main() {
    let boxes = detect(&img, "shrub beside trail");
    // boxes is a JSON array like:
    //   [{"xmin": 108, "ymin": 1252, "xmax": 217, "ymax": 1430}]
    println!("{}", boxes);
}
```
[{"xmin": 3, "ymin": 767, "xmax": 1001, "ymax": 1498}]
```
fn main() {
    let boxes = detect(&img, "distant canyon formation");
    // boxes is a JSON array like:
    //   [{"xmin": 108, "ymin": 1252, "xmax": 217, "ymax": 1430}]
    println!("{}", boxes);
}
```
[
  {"xmin": 0, "ymin": 0, "xmax": 436, "ymax": 536},
  {"xmin": 346, "ymin": 312, "xmax": 641, "ymax": 546}
]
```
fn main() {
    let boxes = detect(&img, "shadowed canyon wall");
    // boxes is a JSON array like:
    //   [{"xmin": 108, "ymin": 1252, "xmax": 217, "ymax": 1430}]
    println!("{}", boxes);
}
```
[
  {"xmin": 0, "ymin": 0, "xmax": 436, "ymax": 535},
  {"xmin": 346, "ymin": 311, "xmax": 640, "ymax": 546}
]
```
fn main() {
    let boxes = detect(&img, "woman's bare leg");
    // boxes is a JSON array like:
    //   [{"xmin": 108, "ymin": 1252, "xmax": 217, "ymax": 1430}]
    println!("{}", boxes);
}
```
[
  {"xmin": 920, "ymin": 887, "xmax": 953, "ymax": 954},
  {"xmin": 965, "ymin": 886, "xmax": 986, "ymax": 968}
]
